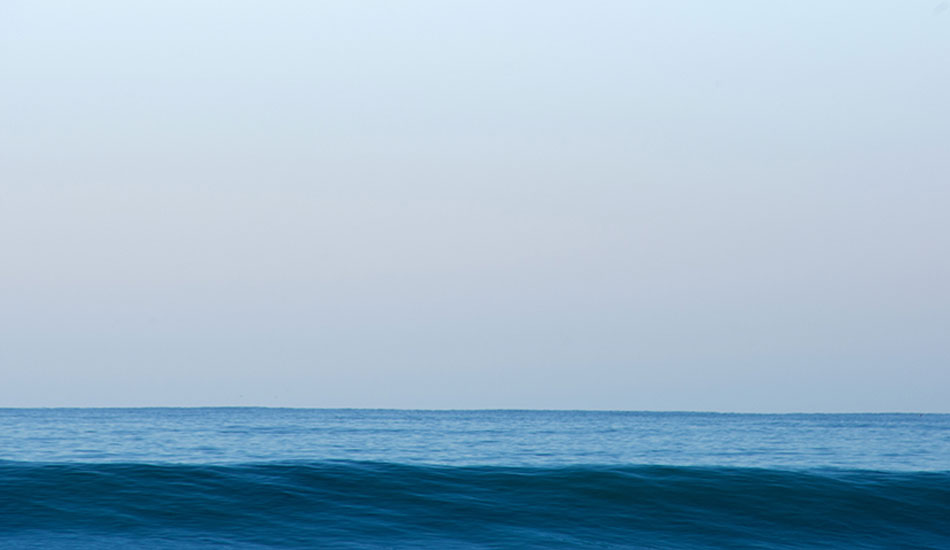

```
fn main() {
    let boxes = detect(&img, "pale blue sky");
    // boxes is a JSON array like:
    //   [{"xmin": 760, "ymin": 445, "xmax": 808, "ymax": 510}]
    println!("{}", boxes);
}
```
[{"xmin": 2, "ymin": 1, "xmax": 948, "ymax": 411}]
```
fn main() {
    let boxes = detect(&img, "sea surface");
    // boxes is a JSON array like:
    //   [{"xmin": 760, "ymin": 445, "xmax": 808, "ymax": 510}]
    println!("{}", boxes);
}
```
[{"xmin": 0, "ymin": 409, "xmax": 947, "ymax": 549}]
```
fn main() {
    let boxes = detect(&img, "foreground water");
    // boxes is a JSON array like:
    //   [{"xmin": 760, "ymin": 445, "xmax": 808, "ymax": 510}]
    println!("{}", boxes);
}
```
[{"xmin": 0, "ymin": 409, "xmax": 947, "ymax": 549}]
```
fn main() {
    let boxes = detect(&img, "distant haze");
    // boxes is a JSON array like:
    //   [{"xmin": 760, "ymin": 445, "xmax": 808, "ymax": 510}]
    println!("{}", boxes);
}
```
[{"xmin": 2, "ymin": 1, "xmax": 948, "ymax": 411}]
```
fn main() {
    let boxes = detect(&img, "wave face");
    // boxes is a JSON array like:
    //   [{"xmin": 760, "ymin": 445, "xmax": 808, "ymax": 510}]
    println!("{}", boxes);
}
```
[{"xmin": 1, "ymin": 461, "xmax": 948, "ymax": 549}]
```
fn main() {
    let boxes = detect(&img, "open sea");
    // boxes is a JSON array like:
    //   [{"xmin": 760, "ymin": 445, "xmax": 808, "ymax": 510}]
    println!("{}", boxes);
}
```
[{"xmin": 0, "ymin": 409, "xmax": 947, "ymax": 549}]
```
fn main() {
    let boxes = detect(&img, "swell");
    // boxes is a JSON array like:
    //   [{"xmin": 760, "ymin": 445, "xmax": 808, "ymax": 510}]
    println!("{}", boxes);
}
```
[{"xmin": 1, "ymin": 461, "xmax": 948, "ymax": 549}]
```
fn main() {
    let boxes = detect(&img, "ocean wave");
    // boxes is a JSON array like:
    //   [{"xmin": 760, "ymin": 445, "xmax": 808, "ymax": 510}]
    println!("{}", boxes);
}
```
[{"xmin": 1, "ymin": 461, "xmax": 947, "ymax": 549}]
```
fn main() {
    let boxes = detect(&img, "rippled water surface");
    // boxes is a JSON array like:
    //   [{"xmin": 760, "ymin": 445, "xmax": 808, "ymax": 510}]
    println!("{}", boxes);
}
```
[
  {"xmin": 0, "ymin": 408, "xmax": 947, "ymax": 469},
  {"xmin": 1, "ymin": 409, "xmax": 948, "ymax": 549}
]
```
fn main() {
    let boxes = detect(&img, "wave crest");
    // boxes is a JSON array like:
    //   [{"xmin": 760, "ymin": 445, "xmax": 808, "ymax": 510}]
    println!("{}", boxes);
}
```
[{"xmin": 2, "ymin": 462, "xmax": 948, "ymax": 549}]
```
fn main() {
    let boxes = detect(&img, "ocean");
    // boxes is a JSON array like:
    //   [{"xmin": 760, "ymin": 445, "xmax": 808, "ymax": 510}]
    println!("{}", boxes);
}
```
[{"xmin": 0, "ymin": 409, "xmax": 947, "ymax": 549}]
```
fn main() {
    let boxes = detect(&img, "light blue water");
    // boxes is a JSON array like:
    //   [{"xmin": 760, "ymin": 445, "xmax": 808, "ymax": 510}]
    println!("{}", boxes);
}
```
[{"xmin": 1, "ymin": 409, "xmax": 946, "ymax": 470}]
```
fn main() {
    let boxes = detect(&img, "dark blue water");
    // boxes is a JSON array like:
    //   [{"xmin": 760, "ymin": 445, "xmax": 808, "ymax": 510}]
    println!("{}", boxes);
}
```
[{"xmin": 1, "ymin": 409, "xmax": 948, "ymax": 549}]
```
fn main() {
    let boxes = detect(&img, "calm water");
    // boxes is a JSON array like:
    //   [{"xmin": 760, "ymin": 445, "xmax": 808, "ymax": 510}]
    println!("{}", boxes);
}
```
[{"xmin": 1, "ymin": 409, "xmax": 948, "ymax": 549}]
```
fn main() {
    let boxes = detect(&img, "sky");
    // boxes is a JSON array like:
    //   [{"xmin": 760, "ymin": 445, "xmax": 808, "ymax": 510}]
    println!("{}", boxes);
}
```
[{"xmin": 1, "ymin": 1, "xmax": 948, "ymax": 411}]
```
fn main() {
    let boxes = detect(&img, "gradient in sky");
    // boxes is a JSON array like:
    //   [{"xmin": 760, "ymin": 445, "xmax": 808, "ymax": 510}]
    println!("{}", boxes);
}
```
[{"xmin": 2, "ymin": 1, "xmax": 948, "ymax": 411}]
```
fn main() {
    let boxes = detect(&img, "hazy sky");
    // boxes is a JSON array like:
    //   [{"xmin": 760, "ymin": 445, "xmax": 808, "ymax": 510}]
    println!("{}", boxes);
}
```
[{"xmin": 2, "ymin": 1, "xmax": 948, "ymax": 411}]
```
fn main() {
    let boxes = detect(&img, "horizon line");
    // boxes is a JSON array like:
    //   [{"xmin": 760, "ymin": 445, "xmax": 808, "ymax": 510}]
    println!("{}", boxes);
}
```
[{"xmin": 0, "ymin": 406, "xmax": 945, "ymax": 415}]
